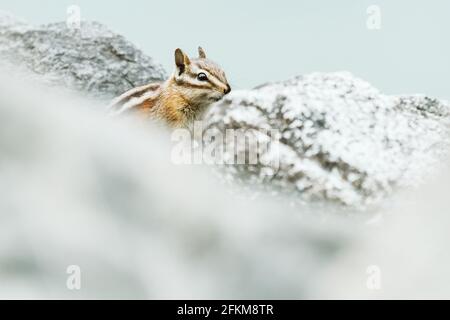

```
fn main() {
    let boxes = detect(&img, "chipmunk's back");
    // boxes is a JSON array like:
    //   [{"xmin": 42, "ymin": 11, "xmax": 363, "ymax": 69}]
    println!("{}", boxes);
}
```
[
  {"xmin": 108, "ymin": 47, "xmax": 230, "ymax": 128},
  {"xmin": 108, "ymin": 82, "xmax": 162, "ymax": 116}
]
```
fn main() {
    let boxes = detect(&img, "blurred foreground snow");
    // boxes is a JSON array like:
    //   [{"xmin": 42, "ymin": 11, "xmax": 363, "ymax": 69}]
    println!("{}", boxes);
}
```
[
  {"xmin": 1, "ymin": 11, "xmax": 450, "ymax": 299},
  {"xmin": 0, "ymin": 76, "xmax": 350, "ymax": 299},
  {"xmin": 1, "ymin": 76, "xmax": 450, "ymax": 299}
]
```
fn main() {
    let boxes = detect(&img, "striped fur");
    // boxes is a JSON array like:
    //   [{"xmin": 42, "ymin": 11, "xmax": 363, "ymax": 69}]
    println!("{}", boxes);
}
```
[{"xmin": 108, "ymin": 47, "xmax": 230, "ymax": 128}]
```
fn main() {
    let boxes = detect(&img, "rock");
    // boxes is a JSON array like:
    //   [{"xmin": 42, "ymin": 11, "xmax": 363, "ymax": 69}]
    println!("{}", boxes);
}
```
[
  {"xmin": 0, "ymin": 11, "xmax": 167, "ymax": 99},
  {"xmin": 2, "ymin": 12, "xmax": 450, "ymax": 299},
  {"xmin": 204, "ymin": 72, "xmax": 450, "ymax": 207},
  {"xmin": 2, "ymin": 66, "xmax": 450, "ymax": 299},
  {"xmin": 1, "ymin": 12, "xmax": 449, "ymax": 208},
  {"xmin": 0, "ymin": 75, "xmax": 352, "ymax": 299}
]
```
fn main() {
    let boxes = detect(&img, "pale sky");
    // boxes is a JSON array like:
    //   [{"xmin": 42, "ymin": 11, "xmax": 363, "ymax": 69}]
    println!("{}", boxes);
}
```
[{"xmin": 1, "ymin": 0, "xmax": 449, "ymax": 99}]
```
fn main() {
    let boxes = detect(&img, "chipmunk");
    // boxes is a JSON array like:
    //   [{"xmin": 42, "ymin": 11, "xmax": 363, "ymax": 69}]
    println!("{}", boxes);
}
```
[{"xmin": 108, "ymin": 47, "xmax": 231, "ymax": 128}]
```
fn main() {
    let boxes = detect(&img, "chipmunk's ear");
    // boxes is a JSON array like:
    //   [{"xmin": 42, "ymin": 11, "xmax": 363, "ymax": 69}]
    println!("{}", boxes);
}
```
[
  {"xmin": 175, "ymin": 48, "xmax": 190, "ymax": 75},
  {"xmin": 198, "ymin": 46, "xmax": 207, "ymax": 59}
]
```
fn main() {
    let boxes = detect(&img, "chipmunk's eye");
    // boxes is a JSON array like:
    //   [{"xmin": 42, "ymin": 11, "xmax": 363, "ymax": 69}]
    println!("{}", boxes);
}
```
[{"xmin": 197, "ymin": 73, "xmax": 208, "ymax": 81}]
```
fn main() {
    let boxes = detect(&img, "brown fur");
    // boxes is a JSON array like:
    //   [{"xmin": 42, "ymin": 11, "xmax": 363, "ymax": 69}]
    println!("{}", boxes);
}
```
[{"xmin": 108, "ymin": 47, "xmax": 230, "ymax": 128}]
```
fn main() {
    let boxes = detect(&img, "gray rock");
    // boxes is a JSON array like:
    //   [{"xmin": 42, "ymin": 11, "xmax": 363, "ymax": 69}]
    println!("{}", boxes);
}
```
[
  {"xmin": 0, "ymin": 11, "xmax": 167, "ymax": 99},
  {"xmin": 204, "ymin": 72, "xmax": 450, "ymax": 207},
  {"xmin": 0, "ymin": 74, "xmax": 352, "ymax": 299},
  {"xmin": 2, "ymin": 12, "xmax": 450, "ymax": 299},
  {"xmin": 2, "ymin": 74, "xmax": 450, "ymax": 299},
  {"xmin": 2, "ymin": 12, "xmax": 449, "ymax": 208}
]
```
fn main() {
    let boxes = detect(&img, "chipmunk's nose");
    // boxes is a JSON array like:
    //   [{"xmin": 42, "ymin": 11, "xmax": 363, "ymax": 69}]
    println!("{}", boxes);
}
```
[{"xmin": 224, "ymin": 84, "xmax": 231, "ymax": 94}]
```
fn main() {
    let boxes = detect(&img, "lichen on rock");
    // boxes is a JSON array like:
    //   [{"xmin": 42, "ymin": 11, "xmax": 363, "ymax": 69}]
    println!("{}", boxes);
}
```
[
  {"xmin": 204, "ymin": 72, "xmax": 450, "ymax": 206},
  {"xmin": 1, "ymin": 11, "xmax": 449, "ymax": 208},
  {"xmin": 0, "ymin": 11, "xmax": 167, "ymax": 99}
]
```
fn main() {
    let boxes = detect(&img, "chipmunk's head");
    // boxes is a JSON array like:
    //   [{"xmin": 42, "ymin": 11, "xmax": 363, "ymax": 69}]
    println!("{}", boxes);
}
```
[{"xmin": 172, "ymin": 47, "xmax": 231, "ymax": 106}]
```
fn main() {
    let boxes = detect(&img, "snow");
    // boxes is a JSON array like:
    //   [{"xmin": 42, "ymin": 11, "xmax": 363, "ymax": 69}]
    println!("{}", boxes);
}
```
[
  {"xmin": 1, "ymin": 11, "xmax": 450, "ymax": 299},
  {"xmin": 205, "ymin": 72, "xmax": 450, "ymax": 207}
]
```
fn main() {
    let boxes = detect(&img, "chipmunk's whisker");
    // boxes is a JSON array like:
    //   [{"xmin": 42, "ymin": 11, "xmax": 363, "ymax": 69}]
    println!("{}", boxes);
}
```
[{"xmin": 108, "ymin": 47, "xmax": 230, "ymax": 128}]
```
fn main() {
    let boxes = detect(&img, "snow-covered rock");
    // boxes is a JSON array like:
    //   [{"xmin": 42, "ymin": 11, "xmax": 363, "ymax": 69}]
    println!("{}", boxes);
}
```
[
  {"xmin": 0, "ymin": 11, "xmax": 167, "ymax": 99},
  {"xmin": 1, "ymin": 12, "xmax": 449, "ymax": 208},
  {"xmin": 2, "ymin": 12, "xmax": 450, "ymax": 299},
  {"xmin": 205, "ymin": 72, "xmax": 450, "ymax": 207},
  {"xmin": 0, "ymin": 75, "xmax": 354, "ymax": 299},
  {"xmin": 1, "ymin": 74, "xmax": 450, "ymax": 299}
]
